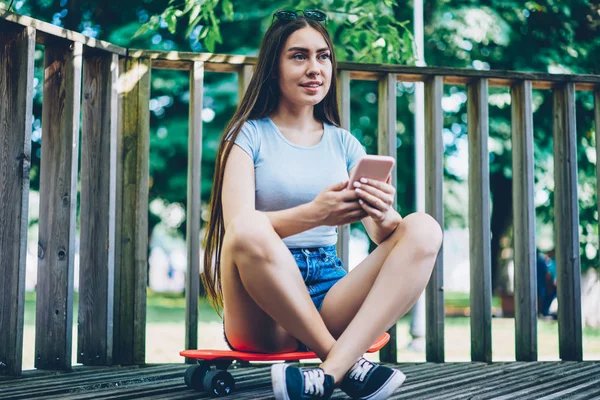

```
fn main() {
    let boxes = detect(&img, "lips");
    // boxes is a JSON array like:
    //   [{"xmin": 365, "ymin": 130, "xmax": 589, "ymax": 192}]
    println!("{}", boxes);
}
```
[{"xmin": 300, "ymin": 82, "xmax": 322, "ymax": 87}]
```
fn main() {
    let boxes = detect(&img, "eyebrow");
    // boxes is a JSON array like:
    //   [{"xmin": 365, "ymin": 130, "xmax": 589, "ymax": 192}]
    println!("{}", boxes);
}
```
[{"xmin": 287, "ymin": 47, "xmax": 330, "ymax": 53}]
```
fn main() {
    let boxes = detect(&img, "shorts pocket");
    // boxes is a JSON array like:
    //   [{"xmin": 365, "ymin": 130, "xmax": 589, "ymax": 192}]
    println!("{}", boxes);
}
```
[{"xmin": 332, "ymin": 257, "xmax": 345, "ymax": 270}]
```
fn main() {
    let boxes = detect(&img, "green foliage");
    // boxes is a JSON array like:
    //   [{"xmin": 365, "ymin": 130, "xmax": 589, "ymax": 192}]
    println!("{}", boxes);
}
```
[
  {"xmin": 3, "ymin": 0, "xmax": 599, "ymax": 282},
  {"xmin": 136, "ymin": 0, "xmax": 235, "ymax": 53}
]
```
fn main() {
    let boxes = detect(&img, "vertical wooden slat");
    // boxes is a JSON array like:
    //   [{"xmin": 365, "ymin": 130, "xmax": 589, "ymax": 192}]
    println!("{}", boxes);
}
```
[
  {"xmin": 553, "ymin": 83, "xmax": 582, "ymax": 361},
  {"xmin": 238, "ymin": 64, "xmax": 253, "ymax": 98},
  {"xmin": 467, "ymin": 78, "xmax": 492, "ymax": 363},
  {"xmin": 596, "ymin": 88, "xmax": 600, "ymax": 285},
  {"xmin": 36, "ymin": 40, "xmax": 83, "ymax": 370},
  {"xmin": 511, "ymin": 80, "xmax": 538, "ymax": 361},
  {"xmin": 114, "ymin": 56, "xmax": 150, "ymax": 365},
  {"xmin": 78, "ymin": 49, "xmax": 118, "ymax": 366},
  {"xmin": 377, "ymin": 73, "xmax": 398, "ymax": 363},
  {"xmin": 0, "ymin": 24, "xmax": 35, "ymax": 377},
  {"xmin": 185, "ymin": 61, "xmax": 203, "ymax": 362},
  {"xmin": 336, "ymin": 70, "xmax": 351, "ymax": 271},
  {"xmin": 424, "ymin": 75, "xmax": 445, "ymax": 363}
]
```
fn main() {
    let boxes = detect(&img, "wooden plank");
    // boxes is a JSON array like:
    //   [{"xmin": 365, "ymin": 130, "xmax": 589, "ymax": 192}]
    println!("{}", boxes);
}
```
[
  {"xmin": 552, "ymin": 83, "xmax": 583, "ymax": 361},
  {"xmin": 510, "ymin": 80, "xmax": 537, "ymax": 361},
  {"xmin": 2, "ymin": 362, "xmax": 600, "ymax": 399},
  {"xmin": 336, "ymin": 70, "xmax": 351, "ymax": 271},
  {"xmin": 596, "ymin": 87, "xmax": 600, "ymax": 309},
  {"xmin": 0, "ymin": 10, "xmax": 125, "ymax": 55},
  {"xmin": 424, "ymin": 75, "xmax": 445, "ymax": 363},
  {"xmin": 467, "ymin": 78, "xmax": 492, "ymax": 363},
  {"xmin": 35, "ymin": 41, "xmax": 82, "ymax": 370},
  {"xmin": 184, "ymin": 62, "xmax": 203, "ymax": 362},
  {"xmin": 0, "ymin": 24, "xmax": 35, "ymax": 377},
  {"xmin": 489, "ymin": 363, "xmax": 600, "ymax": 400},
  {"xmin": 377, "ymin": 73, "xmax": 398, "ymax": 363},
  {"xmin": 114, "ymin": 56, "xmax": 151, "ymax": 365},
  {"xmin": 125, "ymin": 49, "xmax": 600, "ymax": 89},
  {"xmin": 238, "ymin": 64, "xmax": 253, "ymax": 98},
  {"xmin": 78, "ymin": 49, "xmax": 118, "ymax": 366},
  {"xmin": 432, "ymin": 362, "xmax": 561, "ymax": 399}
]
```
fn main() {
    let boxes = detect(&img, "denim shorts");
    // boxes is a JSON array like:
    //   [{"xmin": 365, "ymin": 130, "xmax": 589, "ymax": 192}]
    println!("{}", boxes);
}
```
[{"xmin": 223, "ymin": 244, "xmax": 347, "ymax": 351}]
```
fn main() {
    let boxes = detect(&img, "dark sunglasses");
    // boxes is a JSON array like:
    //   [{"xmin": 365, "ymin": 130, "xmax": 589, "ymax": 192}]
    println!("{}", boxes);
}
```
[{"xmin": 272, "ymin": 9, "xmax": 328, "ymax": 25}]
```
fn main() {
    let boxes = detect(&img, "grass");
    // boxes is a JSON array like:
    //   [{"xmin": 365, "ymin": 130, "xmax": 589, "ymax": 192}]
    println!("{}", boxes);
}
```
[{"xmin": 20, "ymin": 291, "xmax": 600, "ymax": 369}]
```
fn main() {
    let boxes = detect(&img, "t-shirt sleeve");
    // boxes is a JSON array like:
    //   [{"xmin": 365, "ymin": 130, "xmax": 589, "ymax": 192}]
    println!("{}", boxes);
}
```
[
  {"xmin": 229, "ymin": 121, "xmax": 259, "ymax": 163},
  {"xmin": 345, "ymin": 131, "xmax": 367, "ymax": 172}
]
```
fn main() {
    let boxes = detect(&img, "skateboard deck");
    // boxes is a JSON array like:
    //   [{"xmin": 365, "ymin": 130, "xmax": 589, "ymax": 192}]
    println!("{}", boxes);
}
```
[{"xmin": 180, "ymin": 332, "xmax": 390, "ymax": 361}]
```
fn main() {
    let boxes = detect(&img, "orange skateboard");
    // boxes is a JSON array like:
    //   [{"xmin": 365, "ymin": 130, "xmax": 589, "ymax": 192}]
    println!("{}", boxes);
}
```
[{"xmin": 180, "ymin": 332, "xmax": 390, "ymax": 397}]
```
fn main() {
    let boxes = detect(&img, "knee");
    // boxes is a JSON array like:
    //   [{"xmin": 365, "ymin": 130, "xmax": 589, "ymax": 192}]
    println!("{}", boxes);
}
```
[
  {"xmin": 227, "ymin": 210, "xmax": 274, "ymax": 259},
  {"xmin": 396, "ymin": 212, "xmax": 443, "ymax": 257}
]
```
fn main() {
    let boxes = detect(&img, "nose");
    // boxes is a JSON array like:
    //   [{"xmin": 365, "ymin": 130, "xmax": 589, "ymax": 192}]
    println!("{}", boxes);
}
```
[{"xmin": 306, "ymin": 56, "xmax": 321, "ymax": 76}]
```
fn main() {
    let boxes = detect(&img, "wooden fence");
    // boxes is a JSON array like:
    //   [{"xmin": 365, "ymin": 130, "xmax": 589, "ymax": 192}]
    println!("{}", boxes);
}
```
[{"xmin": 1, "ymin": 10, "xmax": 599, "ymax": 376}]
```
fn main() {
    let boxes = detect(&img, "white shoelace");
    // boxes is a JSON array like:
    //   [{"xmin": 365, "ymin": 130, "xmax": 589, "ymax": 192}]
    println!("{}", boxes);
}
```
[
  {"xmin": 347, "ymin": 357, "xmax": 374, "ymax": 382},
  {"xmin": 303, "ymin": 368, "xmax": 325, "ymax": 396}
]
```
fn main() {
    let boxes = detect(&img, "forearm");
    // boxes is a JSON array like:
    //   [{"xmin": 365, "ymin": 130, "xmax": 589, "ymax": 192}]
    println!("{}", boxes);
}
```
[{"xmin": 263, "ymin": 202, "xmax": 321, "ymax": 239}]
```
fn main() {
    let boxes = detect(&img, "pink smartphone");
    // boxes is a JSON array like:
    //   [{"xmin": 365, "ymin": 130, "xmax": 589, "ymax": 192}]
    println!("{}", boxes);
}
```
[{"xmin": 347, "ymin": 155, "xmax": 395, "ymax": 189}]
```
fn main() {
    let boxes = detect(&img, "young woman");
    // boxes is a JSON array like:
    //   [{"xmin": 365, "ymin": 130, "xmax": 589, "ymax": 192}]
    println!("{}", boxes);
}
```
[{"xmin": 201, "ymin": 9, "xmax": 443, "ymax": 400}]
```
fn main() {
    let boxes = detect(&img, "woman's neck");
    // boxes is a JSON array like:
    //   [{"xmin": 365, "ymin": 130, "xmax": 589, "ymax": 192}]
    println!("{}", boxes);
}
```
[{"xmin": 269, "ymin": 104, "xmax": 320, "ymax": 133}]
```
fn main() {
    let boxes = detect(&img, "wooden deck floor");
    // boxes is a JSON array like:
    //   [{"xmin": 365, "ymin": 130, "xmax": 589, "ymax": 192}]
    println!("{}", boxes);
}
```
[{"xmin": 1, "ymin": 361, "xmax": 599, "ymax": 399}]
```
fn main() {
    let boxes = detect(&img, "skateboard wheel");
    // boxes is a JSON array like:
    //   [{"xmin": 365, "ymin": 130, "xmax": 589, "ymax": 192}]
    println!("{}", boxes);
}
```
[
  {"xmin": 184, "ymin": 364, "xmax": 208, "ymax": 391},
  {"xmin": 204, "ymin": 370, "xmax": 235, "ymax": 397}
]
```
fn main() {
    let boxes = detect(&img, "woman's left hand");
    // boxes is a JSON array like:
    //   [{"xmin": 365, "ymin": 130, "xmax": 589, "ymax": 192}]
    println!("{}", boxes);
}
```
[{"xmin": 351, "ymin": 174, "xmax": 395, "ymax": 224}]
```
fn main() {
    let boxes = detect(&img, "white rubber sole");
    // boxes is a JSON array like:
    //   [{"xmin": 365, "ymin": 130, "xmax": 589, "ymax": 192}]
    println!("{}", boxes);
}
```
[
  {"xmin": 361, "ymin": 369, "xmax": 407, "ymax": 400},
  {"xmin": 271, "ymin": 364, "xmax": 291, "ymax": 400}
]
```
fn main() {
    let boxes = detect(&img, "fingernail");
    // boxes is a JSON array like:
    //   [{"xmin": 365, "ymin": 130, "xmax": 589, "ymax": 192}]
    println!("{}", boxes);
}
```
[
  {"xmin": 360, "ymin": 178, "xmax": 368, "ymax": 183},
  {"xmin": 353, "ymin": 182, "xmax": 361, "ymax": 188},
  {"xmin": 359, "ymin": 199, "xmax": 364, "ymax": 204}
]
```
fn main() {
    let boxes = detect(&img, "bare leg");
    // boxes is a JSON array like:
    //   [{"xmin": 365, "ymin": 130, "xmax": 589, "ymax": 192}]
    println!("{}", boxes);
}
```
[
  {"xmin": 223, "ymin": 210, "xmax": 336, "ymax": 358},
  {"xmin": 318, "ymin": 213, "xmax": 442, "ymax": 383}
]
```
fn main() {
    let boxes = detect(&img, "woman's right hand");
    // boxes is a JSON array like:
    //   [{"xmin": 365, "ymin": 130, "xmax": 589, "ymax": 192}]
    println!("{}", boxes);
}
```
[{"xmin": 310, "ymin": 180, "xmax": 368, "ymax": 226}]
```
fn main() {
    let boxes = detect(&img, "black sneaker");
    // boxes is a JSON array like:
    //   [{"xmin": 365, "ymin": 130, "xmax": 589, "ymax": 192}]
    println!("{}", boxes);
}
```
[
  {"xmin": 271, "ymin": 364, "xmax": 335, "ymax": 400},
  {"xmin": 340, "ymin": 357, "xmax": 406, "ymax": 399}
]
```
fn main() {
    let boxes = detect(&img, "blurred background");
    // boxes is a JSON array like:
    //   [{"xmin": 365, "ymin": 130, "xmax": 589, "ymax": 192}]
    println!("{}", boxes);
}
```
[{"xmin": 2, "ymin": 0, "xmax": 599, "ymax": 367}]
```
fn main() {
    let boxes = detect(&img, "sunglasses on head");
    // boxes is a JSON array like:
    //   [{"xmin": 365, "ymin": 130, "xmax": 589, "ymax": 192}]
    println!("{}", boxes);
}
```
[{"xmin": 272, "ymin": 9, "xmax": 328, "ymax": 25}]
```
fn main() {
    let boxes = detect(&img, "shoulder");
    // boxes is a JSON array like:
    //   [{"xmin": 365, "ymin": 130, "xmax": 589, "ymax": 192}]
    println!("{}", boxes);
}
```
[
  {"xmin": 326, "ymin": 123, "xmax": 360, "ymax": 147},
  {"xmin": 326, "ymin": 122, "xmax": 350, "ymax": 141}
]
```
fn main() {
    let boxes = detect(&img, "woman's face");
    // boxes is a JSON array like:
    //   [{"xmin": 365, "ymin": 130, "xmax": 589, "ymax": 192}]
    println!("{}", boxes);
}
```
[{"xmin": 276, "ymin": 26, "xmax": 333, "ymax": 107}]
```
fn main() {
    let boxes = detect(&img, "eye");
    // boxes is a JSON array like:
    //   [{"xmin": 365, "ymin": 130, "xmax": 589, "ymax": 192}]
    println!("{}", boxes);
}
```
[
  {"xmin": 320, "ymin": 53, "xmax": 331, "ymax": 60},
  {"xmin": 293, "ymin": 53, "xmax": 306, "ymax": 60}
]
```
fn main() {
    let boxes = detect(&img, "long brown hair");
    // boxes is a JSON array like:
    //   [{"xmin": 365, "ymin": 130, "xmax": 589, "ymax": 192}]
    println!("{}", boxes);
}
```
[{"xmin": 201, "ymin": 16, "xmax": 341, "ymax": 316}]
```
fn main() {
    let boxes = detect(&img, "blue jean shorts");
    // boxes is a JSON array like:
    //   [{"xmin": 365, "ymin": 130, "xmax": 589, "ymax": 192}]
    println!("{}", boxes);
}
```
[{"xmin": 223, "ymin": 244, "xmax": 347, "ymax": 351}]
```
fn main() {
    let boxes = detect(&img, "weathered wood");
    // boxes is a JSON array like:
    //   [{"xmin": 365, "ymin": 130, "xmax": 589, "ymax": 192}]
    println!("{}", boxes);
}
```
[
  {"xmin": 114, "ymin": 56, "xmax": 151, "ymax": 365},
  {"xmin": 78, "ymin": 49, "xmax": 118, "ymax": 366},
  {"xmin": 596, "ymin": 87, "xmax": 600, "ymax": 283},
  {"xmin": 552, "ymin": 83, "xmax": 583, "ymax": 361},
  {"xmin": 2, "ymin": 362, "xmax": 599, "ymax": 399},
  {"xmin": 377, "ymin": 73, "xmax": 398, "ymax": 363},
  {"xmin": 185, "ymin": 62, "xmax": 203, "ymax": 362},
  {"xmin": 510, "ymin": 81, "xmax": 537, "ymax": 362},
  {"xmin": 35, "ymin": 41, "xmax": 83, "ymax": 370},
  {"xmin": 238, "ymin": 64, "xmax": 253, "ymax": 98},
  {"xmin": 126, "ymin": 49, "xmax": 600, "ymax": 90},
  {"xmin": 336, "ymin": 70, "xmax": 351, "ymax": 271},
  {"xmin": 0, "ymin": 24, "xmax": 35, "ymax": 377},
  {"xmin": 467, "ymin": 78, "xmax": 492, "ymax": 362},
  {"xmin": 0, "ymin": 10, "xmax": 125, "ymax": 55},
  {"xmin": 424, "ymin": 75, "xmax": 445, "ymax": 363},
  {"xmin": 432, "ymin": 362, "xmax": 561, "ymax": 399}
]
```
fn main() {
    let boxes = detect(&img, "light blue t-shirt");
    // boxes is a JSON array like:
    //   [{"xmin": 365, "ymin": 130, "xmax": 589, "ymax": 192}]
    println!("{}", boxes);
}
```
[{"xmin": 229, "ymin": 116, "xmax": 366, "ymax": 249}]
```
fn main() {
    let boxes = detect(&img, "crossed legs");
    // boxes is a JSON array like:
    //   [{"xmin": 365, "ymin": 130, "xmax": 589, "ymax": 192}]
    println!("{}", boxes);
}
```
[{"xmin": 221, "ymin": 210, "xmax": 442, "ymax": 384}]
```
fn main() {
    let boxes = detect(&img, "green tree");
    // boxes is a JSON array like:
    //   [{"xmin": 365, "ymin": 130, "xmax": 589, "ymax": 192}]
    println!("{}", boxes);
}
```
[{"xmin": 4, "ymin": 0, "xmax": 598, "ymax": 298}]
